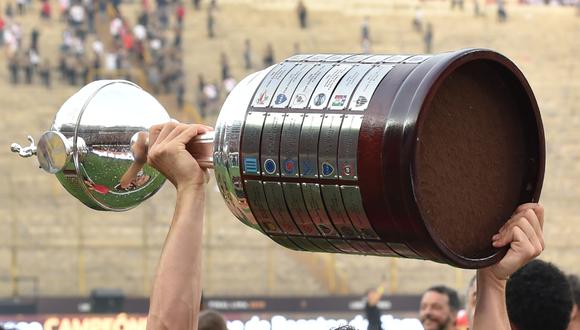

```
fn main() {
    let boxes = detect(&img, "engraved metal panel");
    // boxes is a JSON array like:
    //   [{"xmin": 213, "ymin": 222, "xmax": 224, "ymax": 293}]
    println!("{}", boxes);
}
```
[
  {"xmin": 301, "ymin": 183, "xmax": 339, "ymax": 237},
  {"xmin": 362, "ymin": 55, "xmax": 392, "ymax": 63},
  {"xmin": 348, "ymin": 64, "xmax": 394, "ymax": 111},
  {"xmin": 252, "ymin": 62, "xmax": 296, "ymax": 108},
  {"xmin": 318, "ymin": 114, "xmax": 343, "ymax": 180},
  {"xmin": 343, "ymin": 54, "xmax": 373, "ymax": 63},
  {"xmin": 306, "ymin": 54, "xmax": 333, "ymax": 62},
  {"xmin": 328, "ymin": 64, "xmax": 373, "ymax": 111},
  {"xmin": 320, "ymin": 184, "xmax": 359, "ymax": 239},
  {"xmin": 282, "ymin": 182, "xmax": 319, "ymax": 236},
  {"xmin": 337, "ymin": 114, "xmax": 363, "ymax": 180},
  {"xmin": 308, "ymin": 65, "xmax": 354, "ymax": 110},
  {"xmin": 244, "ymin": 180, "xmax": 283, "ymax": 234},
  {"xmin": 279, "ymin": 113, "xmax": 303, "ymax": 178},
  {"xmin": 289, "ymin": 64, "xmax": 334, "ymax": 109},
  {"xmin": 260, "ymin": 113, "xmax": 285, "ymax": 177},
  {"xmin": 285, "ymin": 54, "xmax": 313, "ymax": 62},
  {"xmin": 263, "ymin": 181, "xmax": 301, "ymax": 235},
  {"xmin": 299, "ymin": 114, "xmax": 323, "ymax": 179},
  {"xmin": 271, "ymin": 64, "xmax": 317, "ymax": 109},
  {"xmin": 404, "ymin": 55, "xmax": 432, "ymax": 63},
  {"xmin": 241, "ymin": 112, "xmax": 266, "ymax": 175},
  {"xmin": 383, "ymin": 55, "xmax": 411, "ymax": 63},
  {"xmin": 323, "ymin": 54, "xmax": 353, "ymax": 62},
  {"xmin": 340, "ymin": 185, "xmax": 379, "ymax": 239}
]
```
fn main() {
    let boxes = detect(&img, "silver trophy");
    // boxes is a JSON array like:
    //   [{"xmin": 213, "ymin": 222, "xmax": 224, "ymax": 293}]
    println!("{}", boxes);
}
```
[{"xmin": 11, "ymin": 50, "xmax": 545, "ymax": 268}]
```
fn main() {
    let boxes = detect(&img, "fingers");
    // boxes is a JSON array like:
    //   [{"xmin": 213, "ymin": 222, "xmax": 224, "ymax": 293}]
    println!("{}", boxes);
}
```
[
  {"xmin": 176, "ymin": 124, "xmax": 211, "ymax": 145},
  {"xmin": 514, "ymin": 202, "xmax": 544, "ymax": 228},
  {"xmin": 156, "ymin": 121, "xmax": 179, "ymax": 144},
  {"xmin": 493, "ymin": 208, "xmax": 546, "ymax": 257}
]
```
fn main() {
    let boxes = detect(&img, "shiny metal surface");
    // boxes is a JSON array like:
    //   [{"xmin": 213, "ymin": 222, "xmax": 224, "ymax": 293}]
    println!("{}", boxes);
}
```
[
  {"xmin": 318, "ymin": 114, "xmax": 343, "ymax": 180},
  {"xmin": 260, "ymin": 113, "xmax": 285, "ymax": 177},
  {"xmin": 337, "ymin": 114, "xmax": 363, "ymax": 181},
  {"xmin": 36, "ymin": 131, "xmax": 74, "ymax": 173},
  {"xmin": 299, "ymin": 114, "xmax": 324, "ymax": 179},
  {"xmin": 213, "ymin": 68, "xmax": 271, "ymax": 230},
  {"xmin": 279, "ymin": 113, "xmax": 303, "ymax": 178},
  {"xmin": 23, "ymin": 80, "xmax": 171, "ymax": 210}
]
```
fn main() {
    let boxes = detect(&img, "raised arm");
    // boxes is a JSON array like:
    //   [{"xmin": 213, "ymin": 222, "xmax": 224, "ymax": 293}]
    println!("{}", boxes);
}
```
[
  {"xmin": 473, "ymin": 203, "xmax": 545, "ymax": 330},
  {"xmin": 145, "ymin": 122, "xmax": 213, "ymax": 330}
]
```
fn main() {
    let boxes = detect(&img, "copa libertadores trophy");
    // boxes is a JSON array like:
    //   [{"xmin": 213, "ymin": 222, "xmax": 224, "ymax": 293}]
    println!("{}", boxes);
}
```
[{"xmin": 11, "ymin": 49, "xmax": 545, "ymax": 269}]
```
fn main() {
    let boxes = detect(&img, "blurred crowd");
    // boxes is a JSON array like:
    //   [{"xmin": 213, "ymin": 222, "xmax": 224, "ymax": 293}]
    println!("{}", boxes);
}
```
[{"xmin": 0, "ymin": 0, "xmax": 578, "ymax": 118}]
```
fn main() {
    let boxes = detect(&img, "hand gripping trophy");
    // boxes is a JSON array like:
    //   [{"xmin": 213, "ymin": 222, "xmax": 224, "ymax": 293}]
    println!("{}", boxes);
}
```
[{"xmin": 11, "ymin": 49, "xmax": 545, "ymax": 268}]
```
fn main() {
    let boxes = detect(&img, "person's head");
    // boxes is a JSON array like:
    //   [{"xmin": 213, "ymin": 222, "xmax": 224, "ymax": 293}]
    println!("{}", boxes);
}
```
[
  {"xmin": 198, "ymin": 310, "xmax": 227, "ymax": 330},
  {"xmin": 568, "ymin": 274, "xmax": 579, "ymax": 328},
  {"xmin": 465, "ymin": 275, "xmax": 477, "ymax": 329},
  {"xmin": 419, "ymin": 285, "xmax": 460, "ymax": 330},
  {"xmin": 333, "ymin": 326, "xmax": 356, "ymax": 330},
  {"xmin": 506, "ymin": 260, "xmax": 573, "ymax": 330}
]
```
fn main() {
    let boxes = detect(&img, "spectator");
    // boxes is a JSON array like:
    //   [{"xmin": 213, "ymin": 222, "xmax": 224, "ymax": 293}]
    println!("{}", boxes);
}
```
[
  {"xmin": 243, "ymin": 38, "xmax": 252, "ymax": 70},
  {"xmin": 262, "ymin": 42, "xmax": 274, "ymax": 67},
  {"xmin": 450, "ymin": 0, "xmax": 464, "ymax": 10},
  {"xmin": 506, "ymin": 260, "xmax": 574, "ymax": 330},
  {"xmin": 40, "ymin": 0, "xmax": 51, "ymax": 19},
  {"xmin": 176, "ymin": 1, "xmax": 185, "ymax": 29},
  {"xmin": 86, "ymin": 0, "xmax": 95, "ymax": 33},
  {"xmin": 8, "ymin": 54, "xmax": 20, "ymax": 84},
  {"xmin": 192, "ymin": 0, "xmax": 200, "ymax": 11},
  {"xmin": 361, "ymin": 16, "xmax": 370, "ymax": 53},
  {"xmin": 176, "ymin": 78, "xmax": 185, "ymax": 110},
  {"xmin": 38, "ymin": 59, "xmax": 52, "ymax": 89},
  {"xmin": 413, "ymin": 6, "xmax": 424, "ymax": 32},
  {"xmin": 498, "ymin": 0, "xmax": 507, "ymax": 22},
  {"xmin": 223, "ymin": 76, "xmax": 236, "ymax": 94},
  {"xmin": 419, "ymin": 285, "xmax": 460, "ymax": 330},
  {"xmin": 424, "ymin": 23, "xmax": 433, "ymax": 53},
  {"xmin": 5, "ymin": 2, "xmax": 14, "ymax": 19},
  {"xmin": 16, "ymin": 0, "xmax": 25, "ymax": 16},
  {"xmin": 30, "ymin": 28, "xmax": 39, "ymax": 52},
  {"xmin": 568, "ymin": 275, "xmax": 580, "ymax": 330},
  {"xmin": 0, "ymin": 15, "xmax": 4, "ymax": 46},
  {"xmin": 365, "ymin": 282, "xmax": 386, "ymax": 330},
  {"xmin": 297, "ymin": 0, "xmax": 307, "ymax": 29},
  {"xmin": 199, "ymin": 310, "xmax": 227, "ymax": 330},
  {"xmin": 207, "ymin": 7, "xmax": 215, "ymax": 38},
  {"xmin": 219, "ymin": 52, "xmax": 230, "ymax": 81}
]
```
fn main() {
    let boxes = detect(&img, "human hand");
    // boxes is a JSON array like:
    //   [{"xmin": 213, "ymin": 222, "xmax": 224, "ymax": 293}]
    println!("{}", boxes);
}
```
[
  {"xmin": 482, "ymin": 203, "xmax": 545, "ymax": 282},
  {"xmin": 147, "ymin": 122, "xmax": 214, "ymax": 191}
]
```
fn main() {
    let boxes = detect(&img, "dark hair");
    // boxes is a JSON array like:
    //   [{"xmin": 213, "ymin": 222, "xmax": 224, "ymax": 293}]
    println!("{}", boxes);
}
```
[
  {"xmin": 506, "ymin": 260, "xmax": 573, "ymax": 330},
  {"xmin": 333, "ymin": 326, "xmax": 357, "ymax": 330},
  {"xmin": 425, "ymin": 285, "xmax": 461, "ymax": 312},
  {"xmin": 198, "ymin": 310, "xmax": 227, "ymax": 330},
  {"xmin": 569, "ymin": 274, "xmax": 580, "ymax": 306}
]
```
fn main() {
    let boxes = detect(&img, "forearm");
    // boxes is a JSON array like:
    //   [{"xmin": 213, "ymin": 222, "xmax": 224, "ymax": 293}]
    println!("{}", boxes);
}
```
[
  {"xmin": 472, "ymin": 269, "xmax": 510, "ymax": 330},
  {"xmin": 147, "ymin": 186, "xmax": 206, "ymax": 330}
]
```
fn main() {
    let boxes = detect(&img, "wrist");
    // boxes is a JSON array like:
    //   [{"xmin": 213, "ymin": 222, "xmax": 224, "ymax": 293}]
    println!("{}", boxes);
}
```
[
  {"xmin": 478, "ymin": 267, "xmax": 508, "ymax": 291},
  {"xmin": 176, "ymin": 182, "xmax": 207, "ymax": 195}
]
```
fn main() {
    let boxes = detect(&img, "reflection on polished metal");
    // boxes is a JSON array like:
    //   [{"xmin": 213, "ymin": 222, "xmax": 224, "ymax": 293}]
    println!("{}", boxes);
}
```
[{"xmin": 12, "ymin": 49, "xmax": 546, "ymax": 268}]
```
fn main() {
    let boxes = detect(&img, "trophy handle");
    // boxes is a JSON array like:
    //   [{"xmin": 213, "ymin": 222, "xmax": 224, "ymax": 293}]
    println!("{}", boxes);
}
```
[{"xmin": 10, "ymin": 136, "xmax": 37, "ymax": 158}]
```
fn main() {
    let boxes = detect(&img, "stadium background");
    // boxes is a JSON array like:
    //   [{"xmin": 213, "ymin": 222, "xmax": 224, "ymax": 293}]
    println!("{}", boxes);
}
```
[{"xmin": 0, "ymin": 0, "xmax": 578, "ymax": 329}]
